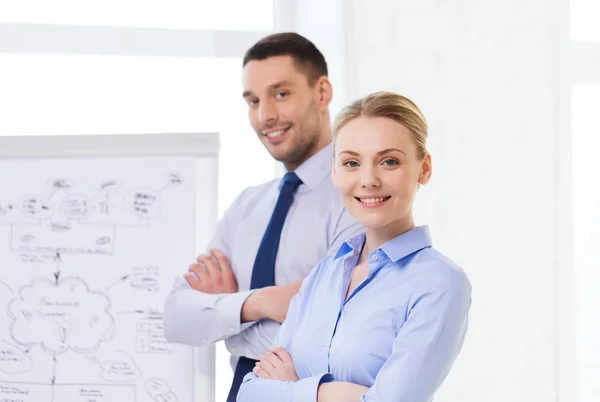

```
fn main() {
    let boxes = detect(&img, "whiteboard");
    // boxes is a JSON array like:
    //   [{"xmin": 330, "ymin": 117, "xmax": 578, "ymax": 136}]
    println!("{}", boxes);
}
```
[{"xmin": 0, "ymin": 133, "xmax": 219, "ymax": 402}]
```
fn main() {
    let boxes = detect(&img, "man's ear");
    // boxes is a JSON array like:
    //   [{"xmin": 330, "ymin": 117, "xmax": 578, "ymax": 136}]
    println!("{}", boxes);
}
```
[{"xmin": 315, "ymin": 76, "xmax": 333, "ymax": 109}]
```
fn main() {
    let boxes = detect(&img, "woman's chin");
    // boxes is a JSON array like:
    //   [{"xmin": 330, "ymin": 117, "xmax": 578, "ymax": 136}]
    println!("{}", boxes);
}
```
[{"xmin": 355, "ymin": 216, "xmax": 389, "ymax": 230}]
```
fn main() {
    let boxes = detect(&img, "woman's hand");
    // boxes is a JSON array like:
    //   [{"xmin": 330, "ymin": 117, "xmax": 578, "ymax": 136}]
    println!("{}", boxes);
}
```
[{"xmin": 253, "ymin": 346, "xmax": 299, "ymax": 382}]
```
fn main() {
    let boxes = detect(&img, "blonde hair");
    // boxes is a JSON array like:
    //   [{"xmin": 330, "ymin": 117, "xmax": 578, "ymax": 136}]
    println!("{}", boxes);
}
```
[{"xmin": 332, "ymin": 91, "xmax": 428, "ymax": 159}]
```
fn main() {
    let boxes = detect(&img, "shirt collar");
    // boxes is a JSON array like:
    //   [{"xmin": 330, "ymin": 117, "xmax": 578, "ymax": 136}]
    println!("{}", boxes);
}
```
[
  {"xmin": 380, "ymin": 225, "xmax": 432, "ymax": 262},
  {"xmin": 283, "ymin": 142, "xmax": 332, "ymax": 190},
  {"xmin": 334, "ymin": 226, "xmax": 432, "ymax": 263},
  {"xmin": 334, "ymin": 232, "xmax": 366, "ymax": 259}
]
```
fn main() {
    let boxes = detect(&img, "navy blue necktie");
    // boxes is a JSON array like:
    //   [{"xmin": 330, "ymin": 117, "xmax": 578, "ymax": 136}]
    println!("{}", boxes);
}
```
[{"xmin": 226, "ymin": 172, "xmax": 303, "ymax": 402}]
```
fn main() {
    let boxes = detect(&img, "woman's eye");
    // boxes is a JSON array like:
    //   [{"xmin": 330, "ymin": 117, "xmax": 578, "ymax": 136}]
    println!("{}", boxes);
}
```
[
  {"xmin": 344, "ymin": 161, "xmax": 359, "ymax": 168},
  {"xmin": 383, "ymin": 159, "xmax": 398, "ymax": 166}
]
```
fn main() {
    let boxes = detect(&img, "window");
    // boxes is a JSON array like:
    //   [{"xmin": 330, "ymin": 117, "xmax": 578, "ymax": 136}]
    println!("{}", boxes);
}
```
[
  {"xmin": 570, "ymin": 0, "xmax": 600, "ymax": 42},
  {"xmin": 0, "ymin": 54, "xmax": 274, "ymax": 214},
  {"xmin": 565, "ymin": 1, "xmax": 600, "ymax": 402},
  {"xmin": 572, "ymin": 85, "xmax": 600, "ymax": 402},
  {"xmin": 0, "ymin": 0, "xmax": 273, "ymax": 31}
]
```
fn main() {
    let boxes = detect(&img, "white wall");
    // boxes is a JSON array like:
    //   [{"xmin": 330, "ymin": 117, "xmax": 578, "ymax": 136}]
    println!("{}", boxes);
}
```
[
  {"xmin": 281, "ymin": 0, "xmax": 351, "ymax": 118},
  {"xmin": 292, "ymin": 1, "xmax": 562, "ymax": 401}
]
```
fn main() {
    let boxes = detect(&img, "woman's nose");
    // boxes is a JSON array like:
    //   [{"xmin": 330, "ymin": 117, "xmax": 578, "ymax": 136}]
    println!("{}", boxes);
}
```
[{"xmin": 360, "ymin": 167, "xmax": 381, "ymax": 188}]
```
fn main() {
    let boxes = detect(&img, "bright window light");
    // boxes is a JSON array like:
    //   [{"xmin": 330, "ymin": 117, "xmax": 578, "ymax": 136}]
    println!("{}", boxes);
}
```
[
  {"xmin": 0, "ymin": 53, "xmax": 274, "ymax": 218},
  {"xmin": 0, "ymin": 0, "xmax": 273, "ymax": 31},
  {"xmin": 571, "ymin": 0, "xmax": 600, "ymax": 42}
]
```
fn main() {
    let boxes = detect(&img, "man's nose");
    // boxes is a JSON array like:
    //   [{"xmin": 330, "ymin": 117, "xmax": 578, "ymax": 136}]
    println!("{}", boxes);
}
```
[{"xmin": 258, "ymin": 100, "xmax": 278, "ymax": 125}]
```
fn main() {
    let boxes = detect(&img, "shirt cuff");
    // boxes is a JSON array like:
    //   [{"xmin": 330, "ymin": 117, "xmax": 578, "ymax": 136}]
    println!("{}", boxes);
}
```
[
  {"xmin": 292, "ymin": 373, "xmax": 334, "ymax": 402},
  {"xmin": 215, "ymin": 289, "xmax": 257, "ymax": 336}
]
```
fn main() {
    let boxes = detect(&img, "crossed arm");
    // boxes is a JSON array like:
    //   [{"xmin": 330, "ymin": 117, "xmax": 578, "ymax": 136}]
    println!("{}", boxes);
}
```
[
  {"xmin": 252, "ymin": 346, "xmax": 369, "ymax": 402},
  {"xmin": 164, "ymin": 194, "xmax": 362, "ymax": 347},
  {"xmin": 163, "ymin": 247, "xmax": 302, "ymax": 347},
  {"xmin": 238, "ymin": 271, "xmax": 472, "ymax": 402},
  {"xmin": 185, "ymin": 248, "xmax": 302, "ymax": 324},
  {"xmin": 163, "ymin": 188, "xmax": 304, "ymax": 347}
]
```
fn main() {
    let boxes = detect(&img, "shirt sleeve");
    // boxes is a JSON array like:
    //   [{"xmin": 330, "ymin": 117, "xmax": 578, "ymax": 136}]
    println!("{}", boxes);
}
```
[
  {"xmin": 237, "ymin": 259, "xmax": 333, "ymax": 402},
  {"xmin": 163, "ymin": 189, "xmax": 258, "ymax": 347},
  {"xmin": 360, "ymin": 271, "xmax": 472, "ymax": 402},
  {"xmin": 225, "ymin": 317, "xmax": 279, "ymax": 360}
]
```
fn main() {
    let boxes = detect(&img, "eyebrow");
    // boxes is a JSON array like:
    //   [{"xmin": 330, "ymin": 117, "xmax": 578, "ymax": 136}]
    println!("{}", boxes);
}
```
[
  {"xmin": 339, "ymin": 148, "xmax": 407, "ymax": 157},
  {"xmin": 242, "ymin": 80, "xmax": 294, "ymax": 98}
]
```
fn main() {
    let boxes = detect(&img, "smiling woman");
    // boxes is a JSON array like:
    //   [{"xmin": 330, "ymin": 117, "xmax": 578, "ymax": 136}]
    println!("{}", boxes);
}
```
[
  {"xmin": 331, "ymin": 91, "xmax": 431, "ymax": 237},
  {"xmin": 237, "ymin": 91, "xmax": 472, "ymax": 402}
]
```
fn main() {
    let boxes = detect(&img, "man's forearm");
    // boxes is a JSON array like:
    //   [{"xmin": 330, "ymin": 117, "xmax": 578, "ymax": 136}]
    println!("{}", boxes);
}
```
[
  {"xmin": 317, "ymin": 382, "xmax": 369, "ymax": 402},
  {"xmin": 163, "ymin": 277, "xmax": 255, "ymax": 345},
  {"xmin": 241, "ymin": 288, "xmax": 266, "ymax": 323},
  {"xmin": 241, "ymin": 279, "xmax": 303, "ymax": 324}
]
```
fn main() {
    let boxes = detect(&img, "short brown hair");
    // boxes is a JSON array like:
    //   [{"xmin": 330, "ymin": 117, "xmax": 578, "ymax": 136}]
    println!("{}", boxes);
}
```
[
  {"xmin": 243, "ymin": 32, "xmax": 328, "ymax": 86},
  {"xmin": 333, "ymin": 91, "xmax": 429, "ymax": 159}
]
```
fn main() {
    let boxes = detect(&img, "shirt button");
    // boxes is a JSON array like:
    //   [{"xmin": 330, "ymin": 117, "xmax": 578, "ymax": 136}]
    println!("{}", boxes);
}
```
[
  {"xmin": 202, "ymin": 338, "xmax": 208, "ymax": 343},
  {"xmin": 231, "ymin": 347, "xmax": 237, "ymax": 353},
  {"xmin": 228, "ymin": 327, "xmax": 235, "ymax": 333},
  {"xmin": 373, "ymin": 255, "xmax": 378, "ymax": 260}
]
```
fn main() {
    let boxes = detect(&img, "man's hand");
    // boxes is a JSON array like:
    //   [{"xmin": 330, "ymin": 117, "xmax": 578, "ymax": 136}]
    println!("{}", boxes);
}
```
[
  {"xmin": 253, "ymin": 347, "xmax": 299, "ymax": 382},
  {"xmin": 184, "ymin": 248, "xmax": 238, "ymax": 294},
  {"xmin": 241, "ymin": 279, "xmax": 303, "ymax": 323}
]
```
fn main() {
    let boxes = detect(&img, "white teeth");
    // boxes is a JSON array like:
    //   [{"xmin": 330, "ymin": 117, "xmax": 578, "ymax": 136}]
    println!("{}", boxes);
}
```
[
  {"xmin": 266, "ymin": 129, "xmax": 285, "ymax": 138},
  {"xmin": 359, "ymin": 197, "xmax": 387, "ymax": 204}
]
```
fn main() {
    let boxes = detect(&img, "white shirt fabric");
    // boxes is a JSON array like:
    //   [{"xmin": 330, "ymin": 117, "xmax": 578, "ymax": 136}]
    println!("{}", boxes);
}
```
[{"xmin": 163, "ymin": 142, "xmax": 362, "ymax": 370}]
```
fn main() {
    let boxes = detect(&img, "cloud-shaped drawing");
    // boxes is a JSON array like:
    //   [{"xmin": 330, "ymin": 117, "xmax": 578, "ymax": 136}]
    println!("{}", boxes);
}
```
[
  {"xmin": 88, "ymin": 351, "xmax": 142, "ymax": 383},
  {"xmin": 0, "ymin": 340, "xmax": 33, "ymax": 373},
  {"xmin": 7, "ymin": 277, "xmax": 114, "ymax": 355},
  {"xmin": 145, "ymin": 378, "xmax": 178, "ymax": 402}
]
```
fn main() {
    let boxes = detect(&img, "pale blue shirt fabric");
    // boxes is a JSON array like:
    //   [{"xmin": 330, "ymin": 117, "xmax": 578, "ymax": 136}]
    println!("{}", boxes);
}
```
[
  {"xmin": 163, "ymin": 143, "xmax": 362, "ymax": 370},
  {"xmin": 237, "ymin": 225, "xmax": 472, "ymax": 402}
]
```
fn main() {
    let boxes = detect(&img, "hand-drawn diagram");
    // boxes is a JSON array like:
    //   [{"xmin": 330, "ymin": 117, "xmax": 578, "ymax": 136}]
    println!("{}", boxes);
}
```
[
  {"xmin": 0, "ymin": 340, "xmax": 33, "ymax": 374},
  {"xmin": 105, "ymin": 265, "xmax": 161, "ymax": 294},
  {"xmin": 86, "ymin": 351, "xmax": 143, "ymax": 383},
  {"xmin": 0, "ymin": 165, "xmax": 192, "ymax": 402},
  {"xmin": 145, "ymin": 378, "xmax": 179, "ymax": 402},
  {"xmin": 0, "ymin": 172, "xmax": 183, "ymax": 255},
  {"xmin": 135, "ymin": 313, "xmax": 173, "ymax": 355},
  {"xmin": 8, "ymin": 277, "xmax": 114, "ymax": 355}
]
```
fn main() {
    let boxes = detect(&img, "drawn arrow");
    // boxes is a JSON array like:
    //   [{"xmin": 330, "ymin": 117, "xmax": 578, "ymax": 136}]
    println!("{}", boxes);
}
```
[
  {"xmin": 50, "ymin": 355, "xmax": 57, "ymax": 402},
  {"xmin": 53, "ymin": 252, "xmax": 61, "ymax": 284},
  {"xmin": 104, "ymin": 274, "xmax": 130, "ymax": 291},
  {"xmin": 51, "ymin": 355, "xmax": 57, "ymax": 385}
]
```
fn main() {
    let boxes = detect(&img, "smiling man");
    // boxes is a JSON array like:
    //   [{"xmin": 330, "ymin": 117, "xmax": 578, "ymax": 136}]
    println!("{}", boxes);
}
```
[{"xmin": 163, "ymin": 32, "xmax": 361, "ymax": 402}]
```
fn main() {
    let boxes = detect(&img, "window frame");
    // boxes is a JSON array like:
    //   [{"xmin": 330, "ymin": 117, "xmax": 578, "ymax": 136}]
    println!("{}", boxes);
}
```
[{"xmin": 558, "ymin": 1, "xmax": 600, "ymax": 401}]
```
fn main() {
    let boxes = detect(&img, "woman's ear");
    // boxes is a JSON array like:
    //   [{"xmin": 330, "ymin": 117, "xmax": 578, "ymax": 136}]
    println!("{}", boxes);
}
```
[{"xmin": 419, "ymin": 153, "xmax": 432, "ymax": 185}]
